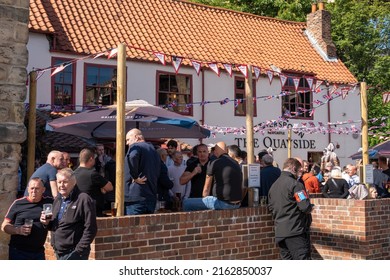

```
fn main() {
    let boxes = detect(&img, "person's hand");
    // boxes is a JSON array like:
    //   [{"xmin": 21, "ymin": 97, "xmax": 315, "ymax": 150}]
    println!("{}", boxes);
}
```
[
  {"xmin": 16, "ymin": 225, "xmax": 31, "ymax": 236},
  {"xmin": 39, "ymin": 211, "xmax": 51, "ymax": 225},
  {"xmin": 134, "ymin": 176, "xmax": 147, "ymax": 184},
  {"xmin": 193, "ymin": 164, "xmax": 202, "ymax": 175}
]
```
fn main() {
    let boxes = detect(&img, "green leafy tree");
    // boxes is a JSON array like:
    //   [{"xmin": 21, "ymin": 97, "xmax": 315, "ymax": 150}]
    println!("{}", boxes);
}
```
[
  {"xmin": 189, "ymin": 0, "xmax": 390, "ymax": 145},
  {"xmin": 326, "ymin": 0, "xmax": 390, "ymax": 145}
]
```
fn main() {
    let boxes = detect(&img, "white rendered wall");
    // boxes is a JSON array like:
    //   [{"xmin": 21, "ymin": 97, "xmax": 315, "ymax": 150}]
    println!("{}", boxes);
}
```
[{"xmin": 27, "ymin": 33, "xmax": 361, "ymax": 167}]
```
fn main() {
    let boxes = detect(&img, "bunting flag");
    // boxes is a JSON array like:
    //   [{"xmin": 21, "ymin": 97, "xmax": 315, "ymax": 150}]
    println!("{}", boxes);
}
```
[
  {"xmin": 306, "ymin": 77, "xmax": 314, "ymax": 90},
  {"xmin": 341, "ymin": 87, "xmax": 350, "ymax": 99},
  {"xmin": 153, "ymin": 52, "xmax": 166, "ymax": 65},
  {"xmin": 219, "ymin": 98, "xmax": 230, "ymax": 105},
  {"xmin": 280, "ymin": 74, "xmax": 287, "ymax": 87},
  {"xmin": 253, "ymin": 66, "xmax": 261, "ymax": 80},
  {"xmin": 191, "ymin": 60, "xmax": 202, "ymax": 76},
  {"xmin": 36, "ymin": 70, "xmax": 45, "ymax": 81},
  {"xmin": 266, "ymin": 70, "xmax": 274, "ymax": 84},
  {"xmin": 107, "ymin": 48, "xmax": 118, "ymax": 59},
  {"xmin": 51, "ymin": 64, "xmax": 66, "ymax": 76},
  {"xmin": 93, "ymin": 51, "xmax": 106, "ymax": 59},
  {"xmin": 293, "ymin": 77, "xmax": 300, "ymax": 91},
  {"xmin": 208, "ymin": 63, "xmax": 220, "ymax": 76},
  {"xmin": 238, "ymin": 65, "xmax": 248, "ymax": 78},
  {"xmin": 330, "ymin": 84, "xmax": 338, "ymax": 96},
  {"xmin": 223, "ymin": 63, "xmax": 233, "ymax": 77},
  {"xmin": 171, "ymin": 56, "xmax": 183, "ymax": 74},
  {"xmin": 314, "ymin": 80, "xmax": 323, "ymax": 92}
]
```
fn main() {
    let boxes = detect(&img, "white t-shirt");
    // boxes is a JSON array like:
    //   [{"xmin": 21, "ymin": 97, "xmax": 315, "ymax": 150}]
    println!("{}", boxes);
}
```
[{"xmin": 167, "ymin": 164, "xmax": 191, "ymax": 199}]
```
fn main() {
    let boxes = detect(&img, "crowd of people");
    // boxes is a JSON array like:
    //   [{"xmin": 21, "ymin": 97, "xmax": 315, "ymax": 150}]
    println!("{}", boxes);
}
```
[{"xmin": 2, "ymin": 130, "xmax": 390, "ymax": 260}]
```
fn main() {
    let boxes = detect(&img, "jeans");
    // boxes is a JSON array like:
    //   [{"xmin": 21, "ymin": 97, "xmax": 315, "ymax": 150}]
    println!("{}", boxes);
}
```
[
  {"xmin": 183, "ymin": 196, "xmax": 241, "ymax": 211},
  {"xmin": 56, "ymin": 249, "xmax": 90, "ymax": 260},
  {"xmin": 9, "ymin": 246, "xmax": 45, "ymax": 260},
  {"xmin": 125, "ymin": 200, "xmax": 156, "ymax": 215}
]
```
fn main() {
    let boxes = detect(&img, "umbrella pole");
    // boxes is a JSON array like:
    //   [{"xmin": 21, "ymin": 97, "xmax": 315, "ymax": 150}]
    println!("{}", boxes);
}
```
[{"xmin": 116, "ymin": 43, "xmax": 126, "ymax": 216}]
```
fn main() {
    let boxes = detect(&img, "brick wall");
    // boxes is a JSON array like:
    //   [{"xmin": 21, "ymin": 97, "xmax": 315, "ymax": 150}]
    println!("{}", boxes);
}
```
[
  {"xmin": 310, "ymin": 197, "xmax": 390, "ymax": 260},
  {"xmin": 44, "ymin": 198, "xmax": 390, "ymax": 260},
  {"xmin": 45, "ymin": 206, "xmax": 278, "ymax": 260}
]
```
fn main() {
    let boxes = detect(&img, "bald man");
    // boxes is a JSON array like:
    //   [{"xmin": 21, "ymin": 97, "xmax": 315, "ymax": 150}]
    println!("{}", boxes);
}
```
[
  {"xmin": 183, "ymin": 142, "xmax": 242, "ymax": 211},
  {"xmin": 124, "ymin": 128, "xmax": 161, "ymax": 215},
  {"xmin": 25, "ymin": 150, "xmax": 65, "ymax": 198}
]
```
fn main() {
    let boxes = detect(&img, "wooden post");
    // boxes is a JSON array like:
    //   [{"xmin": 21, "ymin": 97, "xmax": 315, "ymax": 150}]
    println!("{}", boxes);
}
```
[
  {"xmin": 115, "ymin": 44, "xmax": 126, "ymax": 216},
  {"xmin": 245, "ymin": 65, "xmax": 254, "ymax": 164},
  {"xmin": 27, "ymin": 71, "xmax": 37, "ymax": 180},
  {"xmin": 360, "ymin": 82, "xmax": 368, "ymax": 183},
  {"xmin": 245, "ymin": 66, "xmax": 255, "ymax": 206},
  {"xmin": 288, "ymin": 128, "xmax": 292, "ymax": 158}
]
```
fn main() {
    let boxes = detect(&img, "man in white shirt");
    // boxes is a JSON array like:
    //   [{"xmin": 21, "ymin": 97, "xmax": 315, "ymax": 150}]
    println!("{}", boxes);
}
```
[
  {"xmin": 168, "ymin": 151, "xmax": 190, "ymax": 200},
  {"xmin": 342, "ymin": 164, "xmax": 360, "ymax": 188}
]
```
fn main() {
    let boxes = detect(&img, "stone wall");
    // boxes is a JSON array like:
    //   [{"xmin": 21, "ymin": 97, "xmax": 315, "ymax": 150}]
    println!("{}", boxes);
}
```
[
  {"xmin": 0, "ymin": 0, "xmax": 29, "ymax": 260},
  {"xmin": 44, "ymin": 198, "xmax": 390, "ymax": 260}
]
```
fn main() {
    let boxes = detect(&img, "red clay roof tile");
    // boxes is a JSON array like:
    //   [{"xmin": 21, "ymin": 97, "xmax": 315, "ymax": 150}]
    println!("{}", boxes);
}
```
[{"xmin": 29, "ymin": 0, "xmax": 356, "ymax": 84}]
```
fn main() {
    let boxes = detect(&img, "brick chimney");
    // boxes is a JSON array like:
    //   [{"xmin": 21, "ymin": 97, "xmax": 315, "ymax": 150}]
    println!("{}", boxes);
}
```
[{"xmin": 306, "ymin": 2, "xmax": 337, "ymax": 58}]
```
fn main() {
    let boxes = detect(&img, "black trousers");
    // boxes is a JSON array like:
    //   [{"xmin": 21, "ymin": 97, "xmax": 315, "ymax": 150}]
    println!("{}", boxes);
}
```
[{"xmin": 277, "ymin": 232, "xmax": 311, "ymax": 260}]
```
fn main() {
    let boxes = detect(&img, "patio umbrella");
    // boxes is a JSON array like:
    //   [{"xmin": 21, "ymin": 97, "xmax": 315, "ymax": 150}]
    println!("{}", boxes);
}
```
[
  {"xmin": 46, "ymin": 100, "xmax": 210, "ymax": 139},
  {"xmin": 349, "ymin": 139, "xmax": 390, "ymax": 160}
]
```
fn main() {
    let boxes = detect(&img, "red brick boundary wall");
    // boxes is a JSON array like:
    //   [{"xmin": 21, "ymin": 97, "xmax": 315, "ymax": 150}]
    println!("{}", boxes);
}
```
[
  {"xmin": 310, "ymin": 197, "xmax": 390, "ymax": 260},
  {"xmin": 44, "ymin": 198, "xmax": 390, "ymax": 260}
]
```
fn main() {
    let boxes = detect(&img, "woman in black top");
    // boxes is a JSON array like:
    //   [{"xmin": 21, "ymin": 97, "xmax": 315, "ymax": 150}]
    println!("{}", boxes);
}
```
[{"xmin": 322, "ymin": 167, "xmax": 349, "ymax": 198}]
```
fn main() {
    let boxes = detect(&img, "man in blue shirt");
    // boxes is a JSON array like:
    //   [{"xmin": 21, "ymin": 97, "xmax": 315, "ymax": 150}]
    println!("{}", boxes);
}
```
[{"xmin": 124, "ymin": 128, "xmax": 161, "ymax": 215}]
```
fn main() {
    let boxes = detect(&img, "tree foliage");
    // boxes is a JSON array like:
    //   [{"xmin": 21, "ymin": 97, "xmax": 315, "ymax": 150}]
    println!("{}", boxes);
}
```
[{"xmin": 189, "ymin": 0, "xmax": 390, "ymax": 145}]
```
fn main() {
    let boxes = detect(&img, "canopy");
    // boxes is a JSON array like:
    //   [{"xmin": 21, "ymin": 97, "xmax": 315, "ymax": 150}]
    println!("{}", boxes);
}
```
[
  {"xmin": 350, "ymin": 139, "xmax": 390, "ymax": 160},
  {"xmin": 46, "ymin": 100, "xmax": 210, "ymax": 139}
]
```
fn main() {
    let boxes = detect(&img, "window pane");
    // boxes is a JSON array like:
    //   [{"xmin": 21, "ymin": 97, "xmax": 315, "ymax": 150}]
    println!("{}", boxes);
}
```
[
  {"xmin": 86, "ymin": 66, "xmax": 99, "ymax": 86},
  {"xmin": 52, "ymin": 58, "xmax": 74, "ymax": 108},
  {"xmin": 281, "ymin": 74, "xmax": 312, "ymax": 119},
  {"xmin": 234, "ymin": 78, "xmax": 256, "ymax": 116},
  {"xmin": 159, "ymin": 74, "xmax": 169, "ymax": 91},
  {"xmin": 157, "ymin": 72, "xmax": 192, "ymax": 115},
  {"xmin": 85, "ymin": 65, "xmax": 117, "ymax": 106},
  {"xmin": 63, "ymin": 71, "xmax": 72, "ymax": 84},
  {"xmin": 236, "ymin": 80, "xmax": 245, "ymax": 90}
]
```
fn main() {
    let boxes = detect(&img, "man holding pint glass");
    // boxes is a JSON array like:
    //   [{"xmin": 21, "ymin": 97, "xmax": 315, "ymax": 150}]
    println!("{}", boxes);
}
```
[
  {"xmin": 40, "ymin": 168, "xmax": 97, "ymax": 260},
  {"xmin": 1, "ymin": 178, "xmax": 53, "ymax": 260}
]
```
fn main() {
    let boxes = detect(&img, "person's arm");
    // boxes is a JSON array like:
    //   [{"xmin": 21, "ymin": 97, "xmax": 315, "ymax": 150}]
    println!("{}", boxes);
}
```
[
  {"xmin": 1, "ymin": 219, "xmax": 22, "ymax": 235},
  {"xmin": 75, "ymin": 195, "xmax": 97, "ymax": 254},
  {"xmin": 202, "ymin": 175, "xmax": 213, "ymax": 197},
  {"xmin": 313, "ymin": 177, "xmax": 322, "ymax": 193},
  {"xmin": 180, "ymin": 165, "xmax": 201, "ymax": 185},
  {"xmin": 101, "ymin": 181, "xmax": 113, "ymax": 194},
  {"xmin": 341, "ymin": 181, "xmax": 350, "ymax": 198},
  {"xmin": 293, "ymin": 183, "xmax": 313, "ymax": 213},
  {"xmin": 49, "ymin": 180, "xmax": 58, "ymax": 198}
]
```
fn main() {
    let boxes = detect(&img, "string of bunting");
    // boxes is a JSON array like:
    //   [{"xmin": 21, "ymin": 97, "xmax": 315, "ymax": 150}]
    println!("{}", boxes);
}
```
[
  {"xmin": 30, "ymin": 44, "xmax": 359, "ymax": 93},
  {"xmin": 27, "ymin": 44, "xmax": 388, "ymax": 135},
  {"xmin": 26, "ymin": 101, "xmax": 389, "ymax": 136}
]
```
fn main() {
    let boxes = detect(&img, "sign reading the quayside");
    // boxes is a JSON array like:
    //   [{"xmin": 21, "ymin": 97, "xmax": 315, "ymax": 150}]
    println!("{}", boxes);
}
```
[
  {"xmin": 233, "ymin": 119, "xmax": 317, "ymax": 150},
  {"xmin": 234, "ymin": 137, "xmax": 317, "ymax": 150}
]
